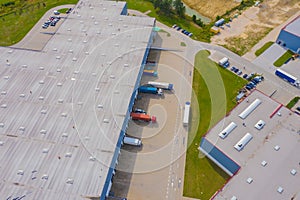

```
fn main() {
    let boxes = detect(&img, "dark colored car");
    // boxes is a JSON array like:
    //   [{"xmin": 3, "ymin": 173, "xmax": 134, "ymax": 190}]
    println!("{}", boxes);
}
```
[
  {"xmin": 243, "ymin": 74, "xmax": 248, "ymax": 79},
  {"xmin": 230, "ymin": 66, "xmax": 236, "ymax": 71},
  {"xmin": 233, "ymin": 68, "xmax": 239, "ymax": 73},
  {"xmin": 296, "ymin": 107, "xmax": 300, "ymax": 112}
]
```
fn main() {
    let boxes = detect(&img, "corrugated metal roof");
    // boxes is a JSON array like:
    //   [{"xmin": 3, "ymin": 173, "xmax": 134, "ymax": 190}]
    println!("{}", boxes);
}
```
[{"xmin": 0, "ymin": 0, "xmax": 155, "ymax": 199}]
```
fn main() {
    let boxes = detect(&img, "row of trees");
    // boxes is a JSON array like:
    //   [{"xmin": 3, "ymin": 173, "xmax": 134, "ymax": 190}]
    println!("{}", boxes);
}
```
[{"xmin": 151, "ymin": 0, "xmax": 185, "ymax": 17}]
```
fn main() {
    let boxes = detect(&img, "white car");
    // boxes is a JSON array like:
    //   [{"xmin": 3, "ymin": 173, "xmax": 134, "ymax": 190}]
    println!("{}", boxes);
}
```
[
  {"xmin": 54, "ymin": 10, "xmax": 60, "ymax": 15},
  {"xmin": 254, "ymin": 120, "xmax": 265, "ymax": 130}
]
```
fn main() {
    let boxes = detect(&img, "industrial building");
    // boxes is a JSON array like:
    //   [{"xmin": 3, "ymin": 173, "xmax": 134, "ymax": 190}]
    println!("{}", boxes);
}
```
[
  {"xmin": 0, "ymin": 0, "xmax": 156, "ymax": 199},
  {"xmin": 276, "ymin": 15, "xmax": 300, "ymax": 53},
  {"xmin": 200, "ymin": 90, "xmax": 300, "ymax": 200}
]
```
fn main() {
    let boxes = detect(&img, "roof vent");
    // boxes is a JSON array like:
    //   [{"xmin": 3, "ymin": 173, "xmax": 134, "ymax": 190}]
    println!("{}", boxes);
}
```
[
  {"xmin": 65, "ymin": 152, "xmax": 72, "ymax": 158},
  {"xmin": 277, "ymin": 186, "xmax": 283, "ymax": 194},
  {"xmin": 69, "ymin": 49, "xmax": 73, "ymax": 53},
  {"xmin": 82, "ymin": 29, "xmax": 86, "ymax": 32},
  {"xmin": 231, "ymin": 196, "xmax": 237, "ymax": 200},
  {"xmin": 74, "ymin": 71, "xmax": 79, "ymax": 74},
  {"xmin": 68, "ymin": 38, "xmax": 72, "ymax": 42},
  {"xmin": 62, "ymin": 133, "xmax": 68, "ymax": 138},
  {"xmin": 6, "ymin": 62, "xmax": 10, "ymax": 66},
  {"xmin": 1, "ymin": 104, "xmax": 7, "ymax": 108},
  {"xmin": 80, "ymin": 21, "xmax": 83, "ymax": 24},
  {"xmin": 94, "ymin": 21, "xmax": 99, "ymax": 25},
  {"xmin": 97, "ymin": 104, "xmax": 103, "ymax": 108},
  {"xmin": 114, "ymin": 43, "xmax": 119, "ymax": 47},
  {"xmin": 85, "ymin": 51, "xmax": 89, "ymax": 55},
  {"xmin": 58, "ymin": 99, "xmax": 64, "ymax": 103},
  {"xmin": 39, "ymin": 67, "xmax": 44, "ymax": 70},
  {"xmin": 114, "ymin": 90, "xmax": 119, "ymax": 94},
  {"xmin": 39, "ymin": 80, "xmax": 45, "ymax": 84},
  {"xmin": 41, "ymin": 109, "xmax": 47, "ymax": 114},
  {"xmin": 66, "ymin": 178, "xmax": 74, "ymax": 184},
  {"xmin": 124, "ymin": 64, "xmax": 129, "ymax": 67},
  {"xmin": 1, "ymin": 91, "xmax": 7, "ymax": 95},
  {"xmin": 17, "ymin": 170, "xmax": 24, "ymax": 175},
  {"xmin": 290, "ymin": 169, "xmax": 297, "ymax": 175},
  {"xmin": 19, "ymin": 126, "xmax": 25, "ymax": 131},
  {"xmin": 90, "ymin": 6, "xmax": 93, "ymax": 9},
  {"xmin": 123, "ymin": 24, "xmax": 128, "ymax": 28},
  {"xmin": 77, "ymin": 102, "xmax": 83, "ymax": 106},
  {"xmin": 118, "ymin": 18, "xmax": 123, "ymax": 21},
  {"xmin": 72, "ymin": 57, "xmax": 77, "ymax": 61},
  {"xmin": 57, "ymin": 68, "xmax": 61, "ymax": 72},
  {"xmin": 84, "ymin": 136, "xmax": 90, "ymax": 140},
  {"xmin": 56, "ymin": 56, "xmax": 61, "ymax": 59},
  {"xmin": 103, "ymin": 8, "xmax": 107, "ymax": 11},
  {"xmin": 246, "ymin": 177, "xmax": 253, "ymax": 184},
  {"xmin": 261, "ymin": 160, "xmax": 267, "ymax": 167},
  {"xmin": 42, "ymin": 148, "xmax": 49, "ymax": 153},
  {"xmin": 131, "ymin": 45, "xmax": 135, "ymax": 49},
  {"xmin": 111, "ymin": 33, "xmax": 116, "ymax": 35},
  {"xmin": 274, "ymin": 145, "xmax": 280, "ymax": 151},
  {"xmin": 0, "ymin": 123, "xmax": 4, "ymax": 127},
  {"xmin": 103, "ymin": 119, "xmax": 109, "ymax": 123},
  {"xmin": 0, "ymin": 141, "xmax": 4, "ymax": 146},
  {"xmin": 91, "ymin": 16, "xmax": 94, "ymax": 19},
  {"xmin": 89, "ymin": 156, "xmax": 96, "ymax": 161},
  {"xmin": 67, "ymin": 28, "xmax": 71, "ymax": 31},
  {"xmin": 20, "ymin": 94, "xmax": 25, "ymax": 97},
  {"xmin": 8, "ymin": 49, "xmax": 13, "ymax": 53},
  {"xmin": 53, "ymin": 48, "xmax": 57, "ymax": 51},
  {"xmin": 57, "ymin": 82, "xmax": 63, "ymax": 86},
  {"xmin": 39, "ymin": 96, "xmax": 44, "ymax": 100},
  {"xmin": 95, "ymin": 88, "xmax": 100, "ymax": 92},
  {"xmin": 92, "ymin": 73, "xmax": 96, "ymax": 76},
  {"xmin": 41, "ymin": 174, "xmax": 49, "ymax": 180},
  {"xmin": 22, "ymin": 65, "xmax": 27, "ymax": 68},
  {"xmin": 40, "ymin": 129, "xmax": 47, "ymax": 134},
  {"xmin": 77, "ymin": 14, "xmax": 81, "ymax": 17},
  {"xmin": 71, "ymin": 78, "xmax": 76, "ymax": 81},
  {"xmin": 97, "ymin": 30, "xmax": 101, "ymax": 34},
  {"xmin": 83, "ymin": 40, "xmax": 87, "ymax": 43},
  {"xmin": 61, "ymin": 113, "xmax": 67, "ymax": 117},
  {"xmin": 4, "ymin": 76, "xmax": 10, "ymax": 80},
  {"xmin": 108, "ymin": 23, "xmax": 112, "ymax": 26},
  {"xmin": 110, "ymin": 75, "xmax": 115, "ymax": 79}
]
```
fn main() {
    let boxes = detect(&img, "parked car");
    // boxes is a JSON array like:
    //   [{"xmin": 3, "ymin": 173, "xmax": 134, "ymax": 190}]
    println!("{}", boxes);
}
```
[
  {"xmin": 233, "ymin": 68, "xmax": 239, "ymax": 73},
  {"xmin": 243, "ymin": 74, "xmax": 248, "ymax": 79},
  {"xmin": 237, "ymin": 70, "xmax": 243, "ymax": 75},
  {"xmin": 230, "ymin": 66, "xmax": 236, "ymax": 71},
  {"xmin": 42, "ymin": 24, "xmax": 49, "ymax": 29},
  {"xmin": 54, "ymin": 10, "xmax": 60, "ymax": 15},
  {"xmin": 246, "ymin": 73, "xmax": 255, "ymax": 80},
  {"xmin": 66, "ymin": 8, "xmax": 72, "ymax": 14},
  {"xmin": 133, "ymin": 108, "xmax": 147, "ymax": 114},
  {"xmin": 296, "ymin": 107, "xmax": 300, "ymax": 112},
  {"xmin": 176, "ymin": 26, "xmax": 182, "ymax": 31}
]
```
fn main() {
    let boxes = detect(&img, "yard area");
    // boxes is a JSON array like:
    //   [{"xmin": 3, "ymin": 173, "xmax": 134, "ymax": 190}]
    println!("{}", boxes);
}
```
[{"xmin": 183, "ymin": 50, "xmax": 247, "ymax": 199}]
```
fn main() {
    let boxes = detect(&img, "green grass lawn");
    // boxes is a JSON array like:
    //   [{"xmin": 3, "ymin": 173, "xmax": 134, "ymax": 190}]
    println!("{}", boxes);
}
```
[
  {"xmin": 57, "ymin": 8, "xmax": 69, "ymax": 13},
  {"xmin": 183, "ymin": 50, "xmax": 247, "ymax": 199},
  {"xmin": 255, "ymin": 41, "xmax": 274, "ymax": 56},
  {"xmin": 286, "ymin": 96, "xmax": 300, "ymax": 109},
  {"xmin": 0, "ymin": 0, "xmax": 78, "ymax": 46},
  {"xmin": 273, "ymin": 50, "xmax": 294, "ymax": 67}
]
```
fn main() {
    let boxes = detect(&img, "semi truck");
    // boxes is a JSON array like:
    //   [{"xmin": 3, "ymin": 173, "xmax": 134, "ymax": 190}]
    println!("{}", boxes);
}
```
[
  {"xmin": 130, "ymin": 112, "xmax": 157, "ymax": 122},
  {"xmin": 218, "ymin": 57, "xmax": 229, "ymax": 68},
  {"xmin": 183, "ymin": 102, "xmax": 191, "ymax": 126},
  {"xmin": 123, "ymin": 136, "xmax": 142, "ymax": 146},
  {"xmin": 275, "ymin": 69, "xmax": 300, "ymax": 87},
  {"xmin": 138, "ymin": 86, "xmax": 163, "ymax": 95},
  {"xmin": 148, "ymin": 81, "xmax": 173, "ymax": 90}
]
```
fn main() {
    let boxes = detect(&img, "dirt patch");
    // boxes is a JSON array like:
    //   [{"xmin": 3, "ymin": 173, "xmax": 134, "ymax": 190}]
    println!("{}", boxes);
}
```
[
  {"xmin": 211, "ymin": 0, "xmax": 300, "ymax": 55},
  {"xmin": 183, "ymin": 0, "xmax": 240, "ymax": 20}
]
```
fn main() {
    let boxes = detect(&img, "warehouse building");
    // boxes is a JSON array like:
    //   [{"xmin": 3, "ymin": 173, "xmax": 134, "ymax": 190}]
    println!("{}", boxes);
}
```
[
  {"xmin": 200, "ymin": 90, "xmax": 300, "ymax": 200},
  {"xmin": 276, "ymin": 15, "xmax": 300, "ymax": 53},
  {"xmin": 0, "ymin": 0, "xmax": 155, "ymax": 199}
]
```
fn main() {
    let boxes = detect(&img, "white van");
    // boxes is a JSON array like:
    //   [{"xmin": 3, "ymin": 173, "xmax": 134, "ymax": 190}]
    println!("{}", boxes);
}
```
[
  {"xmin": 123, "ymin": 136, "xmax": 142, "ymax": 147},
  {"xmin": 254, "ymin": 120, "xmax": 265, "ymax": 130}
]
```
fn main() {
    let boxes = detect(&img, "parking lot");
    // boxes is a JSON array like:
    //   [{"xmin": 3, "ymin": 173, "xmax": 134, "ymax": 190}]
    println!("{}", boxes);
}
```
[{"xmin": 109, "ymin": 32, "xmax": 194, "ymax": 200}]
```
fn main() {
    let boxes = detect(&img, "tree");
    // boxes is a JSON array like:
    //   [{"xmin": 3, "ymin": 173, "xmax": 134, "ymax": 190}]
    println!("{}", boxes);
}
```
[
  {"xmin": 173, "ymin": 0, "xmax": 185, "ymax": 17},
  {"xmin": 192, "ymin": 15, "xmax": 196, "ymax": 22}
]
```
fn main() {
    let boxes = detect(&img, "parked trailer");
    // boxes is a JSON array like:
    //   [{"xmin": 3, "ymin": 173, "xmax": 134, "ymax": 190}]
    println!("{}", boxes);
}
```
[
  {"xmin": 218, "ymin": 57, "xmax": 229, "ymax": 68},
  {"xmin": 215, "ymin": 18, "xmax": 225, "ymax": 27},
  {"xmin": 148, "ymin": 81, "xmax": 173, "ymax": 90},
  {"xmin": 138, "ymin": 86, "xmax": 163, "ymax": 95},
  {"xmin": 123, "ymin": 136, "xmax": 142, "ymax": 146},
  {"xmin": 275, "ymin": 69, "xmax": 300, "ymax": 87},
  {"xmin": 183, "ymin": 102, "xmax": 190, "ymax": 126},
  {"xmin": 130, "ymin": 112, "xmax": 156, "ymax": 122}
]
